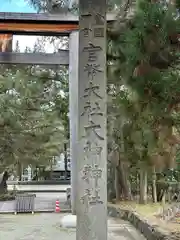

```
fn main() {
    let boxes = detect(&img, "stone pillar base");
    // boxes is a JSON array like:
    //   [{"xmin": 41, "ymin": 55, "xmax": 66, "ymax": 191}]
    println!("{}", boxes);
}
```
[{"xmin": 60, "ymin": 214, "xmax": 77, "ymax": 228}]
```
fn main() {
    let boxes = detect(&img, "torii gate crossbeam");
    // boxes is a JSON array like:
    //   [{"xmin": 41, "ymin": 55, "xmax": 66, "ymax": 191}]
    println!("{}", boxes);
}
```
[
  {"xmin": 0, "ymin": 12, "xmax": 115, "ymax": 35},
  {"xmin": 0, "ymin": 12, "xmax": 115, "ymax": 65}
]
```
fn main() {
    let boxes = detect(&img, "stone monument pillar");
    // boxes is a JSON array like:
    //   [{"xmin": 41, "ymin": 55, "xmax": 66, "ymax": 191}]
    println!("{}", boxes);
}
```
[
  {"xmin": 69, "ymin": 31, "xmax": 79, "ymax": 214},
  {"xmin": 77, "ymin": 0, "xmax": 107, "ymax": 239}
]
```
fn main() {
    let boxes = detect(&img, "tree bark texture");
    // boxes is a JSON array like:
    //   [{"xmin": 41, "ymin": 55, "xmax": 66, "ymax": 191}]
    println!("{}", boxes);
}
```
[{"xmin": 139, "ymin": 168, "xmax": 147, "ymax": 204}]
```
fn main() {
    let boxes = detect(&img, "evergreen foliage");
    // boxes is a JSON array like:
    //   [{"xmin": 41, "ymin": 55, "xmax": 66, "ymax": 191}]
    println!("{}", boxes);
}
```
[
  {"xmin": 107, "ymin": 0, "xmax": 180, "ymax": 201},
  {"xmin": 108, "ymin": 0, "xmax": 180, "ymax": 169},
  {"xmin": 0, "ymin": 63, "xmax": 67, "ymax": 172}
]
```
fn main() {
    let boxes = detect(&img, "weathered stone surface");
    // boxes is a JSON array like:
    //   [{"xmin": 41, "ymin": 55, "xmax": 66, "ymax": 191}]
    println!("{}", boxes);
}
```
[
  {"xmin": 77, "ymin": 0, "xmax": 107, "ymax": 240},
  {"xmin": 69, "ymin": 31, "xmax": 79, "ymax": 215}
]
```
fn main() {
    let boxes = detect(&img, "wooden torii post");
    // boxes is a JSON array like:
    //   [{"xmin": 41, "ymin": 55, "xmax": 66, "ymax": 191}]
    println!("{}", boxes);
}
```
[{"xmin": 0, "ymin": 34, "xmax": 13, "ymax": 52}]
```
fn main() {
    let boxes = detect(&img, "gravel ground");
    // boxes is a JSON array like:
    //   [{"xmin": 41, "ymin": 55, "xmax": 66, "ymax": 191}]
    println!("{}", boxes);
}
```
[{"xmin": 0, "ymin": 213, "xmax": 146, "ymax": 240}]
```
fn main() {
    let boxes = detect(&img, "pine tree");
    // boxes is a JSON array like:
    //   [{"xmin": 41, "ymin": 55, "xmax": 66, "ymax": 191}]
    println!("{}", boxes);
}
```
[
  {"xmin": 108, "ymin": 0, "xmax": 180, "ymax": 202},
  {"xmin": 0, "ymin": 63, "xmax": 67, "ymax": 177}
]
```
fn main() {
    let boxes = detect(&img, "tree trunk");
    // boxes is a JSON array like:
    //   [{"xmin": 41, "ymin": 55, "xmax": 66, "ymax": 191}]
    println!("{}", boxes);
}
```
[
  {"xmin": 157, "ymin": 185, "xmax": 166, "ymax": 202},
  {"xmin": 17, "ymin": 161, "xmax": 22, "ymax": 181},
  {"xmin": 156, "ymin": 173, "xmax": 167, "ymax": 202},
  {"xmin": 114, "ymin": 166, "xmax": 120, "ymax": 201},
  {"xmin": 167, "ymin": 186, "xmax": 172, "ymax": 203},
  {"xmin": 108, "ymin": 147, "xmax": 121, "ymax": 201},
  {"xmin": 152, "ymin": 166, "xmax": 157, "ymax": 203},
  {"xmin": 119, "ymin": 160, "xmax": 132, "ymax": 200},
  {"xmin": 0, "ymin": 171, "xmax": 8, "ymax": 194},
  {"xmin": 119, "ymin": 123, "xmax": 132, "ymax": 201},
  {"xmin": 107, "ymin": 163, "xmax": 116, "ymax": 202},
  {"xmin": 139, "ymin": 168, "xmax": 147, "ymax": 204}
]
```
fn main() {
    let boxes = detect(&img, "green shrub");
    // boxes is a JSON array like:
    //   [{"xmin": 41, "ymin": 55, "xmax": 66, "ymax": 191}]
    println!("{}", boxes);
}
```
[{"xmin": 0, "ymin": 192, "xmax": 15, "ymax": 201}]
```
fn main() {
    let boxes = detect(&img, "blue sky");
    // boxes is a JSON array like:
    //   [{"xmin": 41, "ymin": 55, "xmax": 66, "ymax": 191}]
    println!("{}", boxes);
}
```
[{"xmin": 0, "ymin": 0, "xmax": 36, "ymax": 13}]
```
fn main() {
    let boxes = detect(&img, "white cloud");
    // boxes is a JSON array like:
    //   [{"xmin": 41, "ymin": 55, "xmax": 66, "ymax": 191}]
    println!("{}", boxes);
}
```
[
  {"xmin": 13, "ymin": 35, "xmax": 37, "ymax": 52},
  {"xmin": 13, "ymin": 35, "xmax": 56, "ymax": 53}
]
